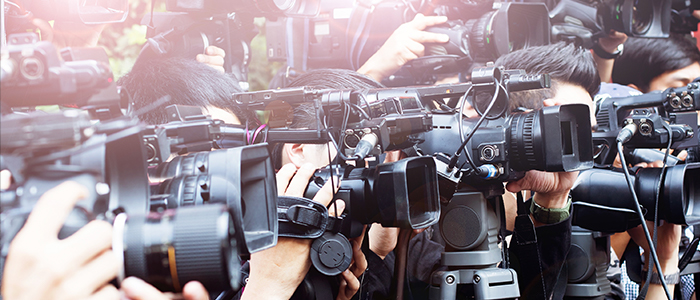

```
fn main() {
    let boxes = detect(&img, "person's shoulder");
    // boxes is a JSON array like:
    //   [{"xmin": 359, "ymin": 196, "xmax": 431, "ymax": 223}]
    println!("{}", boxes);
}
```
[{"xmin": 594, "ymin": 82, "xmax": 642, "ymax": 103}]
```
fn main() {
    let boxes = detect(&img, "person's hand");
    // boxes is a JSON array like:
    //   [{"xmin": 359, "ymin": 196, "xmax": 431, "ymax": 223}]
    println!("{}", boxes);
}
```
[
  {"xmin": 506, "ymin": 170, "xmax": 578, "ymax": 210},
  {"xmin": 242, "ymin": 163, "xmax": 342, "ymax": 300},
  {"xmin": 31, "ymin": 19, "xmax": 105, "ymax": 49},
  {"xmin": 1, "ymin": 181, "xmax": 120, "ymax": 300},
  {"xmin": 337, "ymin": 227, "xmax": 367, "ymax": 300},
  {"xmin": 357, "ymin": 14, "xmax": 449, "ymax": 82},
  {"xmin": 594, "ymin": 30, "xmax": 627, "ymax": 82},
  {"xmin": 196, "ymin": 46, "xmax": 226, "ymax": 74},
  {"xmin": 121, "ymin": 277, "xmax": 209, "ymax": 300},
  {"xmin": 634, "ymin": 160, "xmax": 665, "ymax": 168},
  {"xmin": 597, "ymin": 30, "xmax": 627, "ymax": 55}
]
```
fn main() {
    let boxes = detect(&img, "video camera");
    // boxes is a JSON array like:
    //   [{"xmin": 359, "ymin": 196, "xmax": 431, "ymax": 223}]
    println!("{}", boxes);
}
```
[
  {"xmin": 417, "ymin": 67, "xmax": 593, "ymax": 195},
  {"xmin": 266, "ymin": 0, "xmax": 550, "ymax": 86},
  {"xmin": 592, "ymin": 82, "xmax": 700, "ymax": 167},
  {"xmin": 0, "ymin": 39, "xmax": 278, "ymax": 295},
  {"xmin": 140, "ymin": 0, "xmax": 321, "ymax": 91},
  {"xmin": 550, "ymin": 0, "xmax": 671, "ymax": 47}
]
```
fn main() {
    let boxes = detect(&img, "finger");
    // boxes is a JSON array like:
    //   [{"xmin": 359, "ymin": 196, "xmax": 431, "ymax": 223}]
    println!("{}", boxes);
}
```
[
  {"xmin": 505, "ymin": 180, "xmax": 523, "ymax": 193},
  {"xmin": 351, "ymin": 245, "xmax": 367, "ymax": 278},
  {"xmin": 649, "ymin": 160, "xmax": 665, "ymax": 168},
  {"xmin": 32, "ymin": 18, "xmax": 54, "ymax": 42},
  {"xmin": 21, "ymin": 181, "xmax": 89, "ymax": 239},
  {"xmin": 211, "ymin": 66, "xmax": 225, "ymax": 74},
  {"xmin": 284, "ymin": 163, "xmax": 316, "ymax": 197},
  {"xmin": 328, "ymin": 199, "xmax": 346, "ymax": 217},
  {"xmin": 205, "ymin": 46, "xmax": 226, "ymax": 58},
  {"xmin": 121, "ymin": 277, "xmax": 171, "ymax": 300},
  {"xmin": 61, "ymin": 250, "xmax": 119, "ymax": 298},
  {"xmin": 61, "ymin": 220, "xmax": 113, "ymax": 266},
  {"xmin": 411, "ymin": 31, "xmax": 449, "ymax": 44},
  {"xmin": 84, "ymin": 284, "xmax": 119, "ymax": 300},
  {"xmin": 312, "ymin": 176, "xmax": 339, "ymax": 207},
  {"xmin": 677, "ymin": 150, "xmax": 688, "ymax": 161},
  {"xmin": 1, "ymin": 169, "xmax": 11, "ymax": 190},
  {"xmin": 408, "ymin": 14, "xmax": 448, "ymax": 30},
  {"xmin": 341, "ymin": 270, "xmax": 360, "ymax": 299},
  {"xmin": 196, "ymin": 54, "xmax": 225, "ymax": 68},
  {"xmin": 183, "ymin": 281, "xmax": 209, "ymax": 300},
  {"xmin": 276, "ymin": 163, "xmax": 298, "ymax": 195},
  {"xmin": 404, "ymin": 40, "xmax": 426, "ymax": 57}
]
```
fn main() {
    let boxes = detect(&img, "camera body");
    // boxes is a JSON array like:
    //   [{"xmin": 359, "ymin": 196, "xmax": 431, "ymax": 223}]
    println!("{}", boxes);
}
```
[
  {"xmin": 1, "ymin": 33, "xmax": 117, "ymax": 107},
  {"xmin": 551, "ymin": 0, "xmax": 671, "ymax": 47},
  {"xmin": 593, "ymin": 83, "xmax": 700, "ymax": 166},
  {"xmin": 417, "ymin": 67, "xmax": 593, "ymax": 194}
]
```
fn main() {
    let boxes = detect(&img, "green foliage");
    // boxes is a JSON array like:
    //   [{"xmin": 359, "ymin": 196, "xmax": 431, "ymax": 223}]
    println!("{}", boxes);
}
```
[
  {"xmin": 98, "ymin": 0, "xmax": 162, "ymax": 80},
  {"xmin": 249, "ymin": 18, "xmax": 284, "ymax": 91}
]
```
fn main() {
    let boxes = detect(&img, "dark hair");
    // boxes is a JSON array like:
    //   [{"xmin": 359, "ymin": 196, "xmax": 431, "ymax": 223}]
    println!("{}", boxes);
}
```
[
  {"xmin": 612, "ymin": 34, "xmax": 700, "ymax": 92},
  {"xmin": 117, "ymin": 57, "xmax": 250, "ymax": 125},
  {"xmin": 285, "ymin": 69, "xmax": 385, "ymax": 129},
  {"xmin": 494, "ymin": 42, "xmax": 600, "ymax": 110},
  {"xmin": 271, "ymin": 69, "xmax": 384, "ymax": 168}
]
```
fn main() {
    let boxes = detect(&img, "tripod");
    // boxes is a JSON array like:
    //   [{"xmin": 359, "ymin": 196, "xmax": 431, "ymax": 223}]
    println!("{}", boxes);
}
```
[
  {"xmin": 564, "ymin": 227, "xmax": 612, "ymax": 300},
  {"xmin": 429, "ymin": 188, "xmax": 520, "ymax": 300}
]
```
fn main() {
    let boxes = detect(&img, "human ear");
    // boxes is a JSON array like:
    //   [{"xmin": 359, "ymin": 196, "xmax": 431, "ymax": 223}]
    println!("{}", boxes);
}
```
[{"xmin": 282, "ymin": 143, "xmax": 307, "ymax": 168}]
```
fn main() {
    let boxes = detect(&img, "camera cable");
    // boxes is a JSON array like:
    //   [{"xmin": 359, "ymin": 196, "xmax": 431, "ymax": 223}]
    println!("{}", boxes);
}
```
[
  {"xmin": 450, "ymin": 79, "xmax": 500, "ymax": 172},
  {"xmin": 637, "ymin": 120, "xmax": 674, "ymax": 300},
  {"xmin": 616, "ymin": 125, "xmax": 673, "ymax": 300}
]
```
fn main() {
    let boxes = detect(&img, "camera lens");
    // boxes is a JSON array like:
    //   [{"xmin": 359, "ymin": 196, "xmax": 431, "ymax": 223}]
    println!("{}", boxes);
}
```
[
  {"xmin": 118, "ymin": 204, "xmax": 239, "ymax": 292},
  {"xmin": 631, "ymin": 0, "xmax": 653, "ymax": 35}
]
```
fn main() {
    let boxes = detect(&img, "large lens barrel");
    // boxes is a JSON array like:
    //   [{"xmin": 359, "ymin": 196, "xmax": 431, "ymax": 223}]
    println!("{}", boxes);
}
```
[
  {"xmin": 508, "ymin": 103, "xmax": 593, "ymax": 172},
  {"xmin": 149, "ymin": 145, "xmax": 278, "ymax": 255},
  {"xmin": 571, "ymin": 163, "xmax": 700, "ymax": 232},
  {"xmin": 304, "ymin": 156, "xmax": 440, "ymax": 230},
  {"xmin": 598, "ymin": 0, "xmax": 671, "ymax": 38},
  {"xmin": 116, "ymin": 204, "xmax": 239, "ymax": 292}
]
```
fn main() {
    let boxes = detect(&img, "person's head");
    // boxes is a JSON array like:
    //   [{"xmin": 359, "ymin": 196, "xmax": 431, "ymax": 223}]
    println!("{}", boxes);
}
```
[
  {"xmin": 272, "ymin": 69, "xmax": 385, "ymax": 169},
  {"xmin": 612, "ymin": 34, "xmax": 700, "ymax": 93},
  {"xmin": 118, "ymin": 56, "xmax": 250, "ymax": 125},
  {"xmin": 494, "ymin": 41, "xmax": 600, "ymax": 125}
]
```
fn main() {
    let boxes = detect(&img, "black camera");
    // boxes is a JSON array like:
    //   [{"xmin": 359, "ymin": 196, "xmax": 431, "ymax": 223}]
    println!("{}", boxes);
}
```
[
  {"xmin": 592, "ymin": 83, "xmax": 700, "ymax": 166},
  {"xmin": 1, "ymin": 33, "xmax": 118, "ymax": 108},
  {"xmin": 551, "ymin": 0, "xmax": 671, "ymax": 47},
  {"xmin": 417, "ymin": 67, "xmax": 593, "ymax": 193},
  {"xmin": 266, "ymin": 1, "xmax": 550, "ymax": 86},
  {"xmin": 571, "ymin": 163, "xmax": 700, "ymax": 232},
  {"xmin": 304, "ymin": 156, "xmax": 440, "ymax": 235},
  {"xmin": 148, "ymin": 144, "xmax": 279, "ymax": 256}
]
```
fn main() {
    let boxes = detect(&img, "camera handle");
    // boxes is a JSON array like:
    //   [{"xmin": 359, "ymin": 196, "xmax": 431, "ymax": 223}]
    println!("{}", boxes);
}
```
[{"xmin": 429, "ymin": 189, "xmax": 519, "ymax": 300}]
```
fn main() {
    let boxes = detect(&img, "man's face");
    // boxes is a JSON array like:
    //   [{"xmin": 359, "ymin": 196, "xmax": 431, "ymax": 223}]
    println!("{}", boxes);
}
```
[{"xmin": 648, "ymin": 62, "xmax": 700, "ymax": 92}]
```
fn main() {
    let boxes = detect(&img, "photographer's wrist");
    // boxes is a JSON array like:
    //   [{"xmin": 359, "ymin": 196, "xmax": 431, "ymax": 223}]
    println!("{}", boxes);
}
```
[{"xmin": 533, "ymin": 190, "xmax": 570, "ymax": 209}]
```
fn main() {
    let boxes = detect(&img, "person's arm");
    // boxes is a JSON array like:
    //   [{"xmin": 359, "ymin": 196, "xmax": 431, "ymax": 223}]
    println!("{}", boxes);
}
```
[
  {"xmin": 628, "ymin": 221, "xmax": 681, "ymax": 299},
  {"xmin": 357, "ymin": 14, "xmax": 449, "ymax": 82},
  {"xmin": 241, "ymin": 163, "xmax": 344, "ymax": 300},
  {"xmin": 1, "ymin": 181, "xmax": 120, "ymax": 300},
  {"xmin": 593, "ymin": 31, "xmax": 627, "ymax": 83},
  {"xmin": 506, "ymin": 170, "xmax": 577, "ymax": 299}
]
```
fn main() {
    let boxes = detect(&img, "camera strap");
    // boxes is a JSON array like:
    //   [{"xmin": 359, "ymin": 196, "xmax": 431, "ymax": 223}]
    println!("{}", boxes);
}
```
[
  {"xmin": 277, "ymin": 196, "xmax": 331, "ymax": 239},
  {"xmin": 510, "ymin": 192, "xmax": 548, "ymax": 299}
]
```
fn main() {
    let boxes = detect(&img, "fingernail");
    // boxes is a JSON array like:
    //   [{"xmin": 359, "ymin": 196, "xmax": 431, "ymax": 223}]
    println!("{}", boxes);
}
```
[
  {"xmin": 440, "ymin": 34, "xmax": 449, "ymax": 42},
  {"xmin": 196, "ymin": 54, "xmax": 204, "ymax": 61}
]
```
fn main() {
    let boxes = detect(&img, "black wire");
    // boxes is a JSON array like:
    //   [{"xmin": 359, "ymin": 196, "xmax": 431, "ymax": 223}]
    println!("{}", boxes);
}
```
[
  {"xmin": 639, "ymin": 121, "xmax": 675, "ymax": 299},
  {"xmin": 453, "ymin": 81, "xmax": 499, "ymax": 170},
  {"xmin": 616, "ymin": 141, "xmax": 673, "ymax": 300}
]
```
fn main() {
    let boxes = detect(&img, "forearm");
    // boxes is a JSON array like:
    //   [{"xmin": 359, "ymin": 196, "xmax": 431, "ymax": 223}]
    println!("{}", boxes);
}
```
[{"xmin": 594, "ymin": 54, "xmax": 615, "ymax": 83}]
